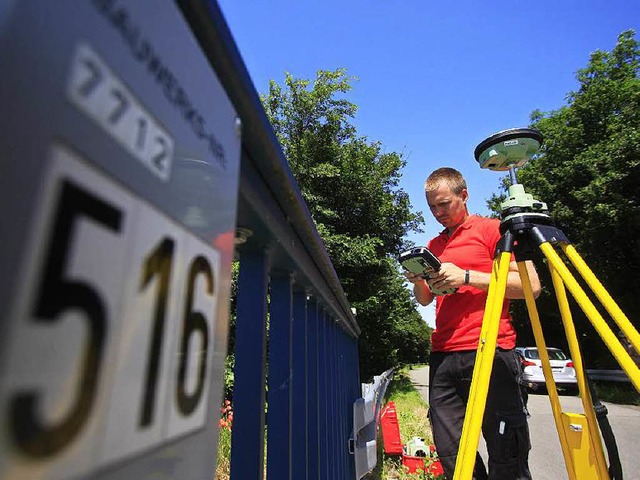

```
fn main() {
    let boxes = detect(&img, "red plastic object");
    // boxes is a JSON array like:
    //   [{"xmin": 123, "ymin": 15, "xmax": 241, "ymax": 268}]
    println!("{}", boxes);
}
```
[
  {"xmin": 426, "ymin": 445, "xmax": 445, "ymax": 476},
  {"xmin": 402, "ymin": 454, "xmax": 425, "ymax": 474},
  {"xmin": 379, "ymin": 401, "xmax": 403, "ymax": 455},
  {"xmin": 402, "ymin": 446, "xmax": 444, "ymax": 476}
]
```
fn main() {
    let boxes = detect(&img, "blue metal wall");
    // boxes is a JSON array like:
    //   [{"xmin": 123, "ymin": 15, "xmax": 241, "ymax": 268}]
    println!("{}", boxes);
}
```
[{"xmin": 230, "ymin": 249, "xmax": 361, "ymax": 480}]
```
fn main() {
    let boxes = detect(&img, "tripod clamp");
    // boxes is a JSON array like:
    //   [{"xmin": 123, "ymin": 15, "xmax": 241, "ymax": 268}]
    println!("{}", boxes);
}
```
[{"xmin": 496, "ymin": 210, "xmax": 570, "ymax": 262}]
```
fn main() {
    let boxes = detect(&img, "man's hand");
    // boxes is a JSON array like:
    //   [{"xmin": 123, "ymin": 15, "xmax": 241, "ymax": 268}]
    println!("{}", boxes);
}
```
[
  {"xmin": 428, "ymin": 262, "xmax": 466, "ymax": 291},
  {"xmin": 404, "ymin": 270, "xmax": 425, "ymax": 284},
  {"xmin": 404, "ymin": 270, "xmax": 436, "ymax": 306}
]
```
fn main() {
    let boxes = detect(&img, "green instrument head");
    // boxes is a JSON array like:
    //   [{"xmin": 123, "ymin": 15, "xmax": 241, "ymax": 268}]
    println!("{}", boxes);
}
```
[{"xmin": 474, "ymin": 128, "xmax": 543, "ymax": 171}]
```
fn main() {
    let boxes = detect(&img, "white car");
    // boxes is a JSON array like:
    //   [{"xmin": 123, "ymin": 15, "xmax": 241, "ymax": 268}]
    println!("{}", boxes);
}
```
[{"xmin": 515, "ymin": 347, "xmax": 577, "ymax": 393}]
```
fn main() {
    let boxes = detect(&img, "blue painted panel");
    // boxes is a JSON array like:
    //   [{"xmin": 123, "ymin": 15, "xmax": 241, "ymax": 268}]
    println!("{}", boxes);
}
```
[
  {"xmin": 267, "ymin": 273, "xmax": 293, "ymax": 480},
  {"xmin": 307, "ymin": 300, "xmax": 320, "ymax": 480},
  {"xmin": 317, "ymin": 310, "xmax": 329, "ymax": 480},
  {"xmin": 337, "ymin": 323, "xmax": 344, "ymax": 478},
  {"xmin": 230, "ymin": 249, "xmax": 269, "ymax": 480},
  {"xmin": 328, "ymin": 319, "xmax": 337, "ymax": 479},
  {"xmin": 291, "ymin": 290, "xmax": 308, "ymax": 479},
  {"xmin": 350, "ymin": 335, "xmax": 360, "ymax": 478}
]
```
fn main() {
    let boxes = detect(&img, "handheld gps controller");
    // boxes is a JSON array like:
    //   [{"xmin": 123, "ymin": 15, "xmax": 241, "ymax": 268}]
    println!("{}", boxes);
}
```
[{"xmin": 399, "ymin": 247, "xmax": 458, "ymax": 296}]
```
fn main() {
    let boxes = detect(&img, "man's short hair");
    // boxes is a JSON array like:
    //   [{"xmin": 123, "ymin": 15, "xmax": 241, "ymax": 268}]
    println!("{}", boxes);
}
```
[{"xmin": 425, "ymin": 167, "xmax": 467, "ymax": 195}]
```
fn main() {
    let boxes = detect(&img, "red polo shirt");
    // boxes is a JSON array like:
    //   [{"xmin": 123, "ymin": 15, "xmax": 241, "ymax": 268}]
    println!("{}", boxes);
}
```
[{"xmin": 427, "ymin": 215, "xmax": 516, "ymax": 352}]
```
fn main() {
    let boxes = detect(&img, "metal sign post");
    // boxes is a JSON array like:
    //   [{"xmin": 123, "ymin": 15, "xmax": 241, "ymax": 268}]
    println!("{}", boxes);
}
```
[{"xmin": 0, "ymin": 1, "xmax": 241, "ymax": 479}]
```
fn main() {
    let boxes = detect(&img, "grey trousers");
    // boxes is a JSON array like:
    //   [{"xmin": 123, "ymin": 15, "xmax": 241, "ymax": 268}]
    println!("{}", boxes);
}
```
[{"xmin": 429, "ymin": 349, "xmax": 532, "ymax": 480}]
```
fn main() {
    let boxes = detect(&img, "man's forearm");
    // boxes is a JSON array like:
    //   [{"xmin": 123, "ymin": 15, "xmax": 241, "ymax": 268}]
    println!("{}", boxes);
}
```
[
  {"xmin": 466, "ymin": 261, "xmax": 540, "ymax": 299},
  {"xmin": 466, "ymin": 270, "xmax": 525, "ymax": 298}
]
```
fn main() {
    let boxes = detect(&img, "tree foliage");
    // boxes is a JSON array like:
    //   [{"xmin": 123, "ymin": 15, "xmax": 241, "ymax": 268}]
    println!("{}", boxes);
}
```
[
  {"xmin": 263, "ymin": 69, "xmax": 429, "ymax": 379},
  {"xmin": 488, "ymin": 30, "xmax": 640, "ymax": 367}
]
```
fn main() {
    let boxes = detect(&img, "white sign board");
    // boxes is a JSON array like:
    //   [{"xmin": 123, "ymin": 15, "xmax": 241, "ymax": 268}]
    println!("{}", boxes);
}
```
[
  {"xmin": 1, "ymin": 146, "xmax": 220, "ymax": 478},
  {"xmin": 0, "ymin": 1, "xmax": 241, "ymax": 479}
]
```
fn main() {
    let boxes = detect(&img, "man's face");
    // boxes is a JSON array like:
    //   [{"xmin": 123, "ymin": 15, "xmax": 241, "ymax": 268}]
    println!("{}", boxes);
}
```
[{"xmin": 426, "ymin": 182, "xmax": 468, "ymax": 230}]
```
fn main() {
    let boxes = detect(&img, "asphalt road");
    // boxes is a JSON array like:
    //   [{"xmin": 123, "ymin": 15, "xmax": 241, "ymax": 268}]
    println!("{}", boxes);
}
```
[{"xmin": 407, "ymin": 365, "xmax": 640, "ymax": 479}]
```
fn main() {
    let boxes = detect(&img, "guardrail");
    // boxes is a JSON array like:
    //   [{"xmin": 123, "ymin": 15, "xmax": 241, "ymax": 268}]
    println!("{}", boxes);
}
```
[
  {"xmin": 351, "ymin": 368, "xmax": 395, "ymax": 479},
  {"xmin": 0, "ymin": 1, "xmax": 362, "ymax": 480},
  {"xmin": 587, "ymin": 370, "xmax": 632, "ymax": 383},
  {"xmin": 180, "ymin": 2, "xmax": 364, "ymax": 479}
]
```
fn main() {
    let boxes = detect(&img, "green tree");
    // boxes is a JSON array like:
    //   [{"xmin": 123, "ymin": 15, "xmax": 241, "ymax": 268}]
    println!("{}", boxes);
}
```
[
  {"xmin": 263, "ymin": 69, "xmax": 430, "ymax": 378},
  {"xmin": 488, "ymin": 30, "xmax": 640, "ymax": 367}
]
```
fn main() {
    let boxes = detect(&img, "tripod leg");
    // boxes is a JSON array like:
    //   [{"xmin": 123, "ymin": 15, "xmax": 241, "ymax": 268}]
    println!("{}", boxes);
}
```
[
  {"xmin": 549, "ymin": 264, "xmax": 610, "ymax": 480},
  {"xmin": 517, "ymin": 262, "xmax": 579, "ymax": 480},
  {"xmin": 539, "ymin": 242, "xmax": 640, "ymax": 393},
  {"xmin": 562, "ymin": 244, "xmax": 640, "ymax": 360},
  {"xmin": 453, "ymin": 251, "xmax": 512, "ymax": 480}
]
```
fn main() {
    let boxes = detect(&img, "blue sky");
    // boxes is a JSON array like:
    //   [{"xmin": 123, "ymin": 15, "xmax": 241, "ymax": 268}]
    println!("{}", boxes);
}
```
[{"xmin": 216, "ymin": 1, "xmax": 638, "ymax": 325}]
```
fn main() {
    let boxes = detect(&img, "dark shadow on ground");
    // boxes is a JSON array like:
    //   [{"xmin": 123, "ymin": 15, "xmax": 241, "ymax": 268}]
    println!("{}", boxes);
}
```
[{"xmin": 387, "ymin": 372, "xmax": 421, "ymax": 396}]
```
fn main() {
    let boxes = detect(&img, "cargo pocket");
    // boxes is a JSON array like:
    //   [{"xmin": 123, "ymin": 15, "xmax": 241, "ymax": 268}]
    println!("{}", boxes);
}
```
[{"xmin": 495, "ymin": 409, "xmax": 531, "ymax": 461}]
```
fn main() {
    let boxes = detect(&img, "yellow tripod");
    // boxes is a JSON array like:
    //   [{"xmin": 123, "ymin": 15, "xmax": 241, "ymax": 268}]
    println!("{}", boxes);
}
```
[{"xmin": 453, "ymin": 129, "xmax": 640, "ymax": 480}]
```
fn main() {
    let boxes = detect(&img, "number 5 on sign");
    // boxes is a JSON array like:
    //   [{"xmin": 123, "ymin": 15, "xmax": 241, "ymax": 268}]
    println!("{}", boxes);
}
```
[{"xmin": 0, "ymin": 146, "xmax": 219, "ymax": 479}]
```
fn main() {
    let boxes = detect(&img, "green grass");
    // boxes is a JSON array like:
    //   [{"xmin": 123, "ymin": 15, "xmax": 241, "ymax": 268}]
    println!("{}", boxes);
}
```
[
  {"xmin": 593, "ymin": 381, "xmax": 640, "ymax": 406},
  {"xmin": 216, "ymin": 366, "xmax": 448, "ymax": 479},
  {"xmin": 385, "ymin": 369, "xmax": 432, "ymax": 445},
  {"xmin": 215, "ymin": 427, "xmax": 231, "ymax": 480}
]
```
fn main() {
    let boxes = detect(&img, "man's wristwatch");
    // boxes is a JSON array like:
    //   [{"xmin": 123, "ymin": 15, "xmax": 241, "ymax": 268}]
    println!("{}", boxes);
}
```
[{"xmin": 464, "ymin": 270, "xmax": 470, "ymax": 285}]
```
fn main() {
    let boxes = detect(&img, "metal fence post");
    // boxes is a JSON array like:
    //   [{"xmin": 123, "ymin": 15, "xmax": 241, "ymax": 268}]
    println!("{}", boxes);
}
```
[
  {"xmin": 307, "ymin": 299, "xmax": 320, "ymax": 480},
  {"xmin": 348, "ymin": 335, "xmax": 359, "ymax": 479},
  {"xmin": 338, "ymin": 329, "xmax": 347, "ymax": 477},
  {"xmin": 267, "ymin": 272, "xmax": 294, "ymax": 480},
  {"xmin": 230, "ymin": 248, "xmax": 269, "ymax": 480},
  {"xmin": 326, "ymin": 316, "xmax": 336, "ymax": 478},
  {"xmin": 291, "ymin": 289, "xmax": 308, "ymax": 479},
  {"xmin": 331, "ymin": 319, "xmax": 339, "ymax": 478},
  {"xmin": 318, "ymin": 309, "xmax": 329, "ymax": 480}
]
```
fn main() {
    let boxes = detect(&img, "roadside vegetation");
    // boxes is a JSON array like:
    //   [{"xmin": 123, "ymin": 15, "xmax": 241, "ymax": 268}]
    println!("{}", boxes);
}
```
[
  {"xmin": 366, "ymin": 367, "xmax": 444, "ymax": 480},
  {"xmin": 214, "ymin": 400, "xmax": 233, "ymax": 480},
  {"xmin": 593, "ymin": 381, "xmax": 640, "ymax": 406}
]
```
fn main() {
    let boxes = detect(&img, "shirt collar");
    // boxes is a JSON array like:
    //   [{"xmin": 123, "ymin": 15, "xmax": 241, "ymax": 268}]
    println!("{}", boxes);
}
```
[{"xmin": 438, "ymin": 214, "xmax": 480, "ymax": 238}]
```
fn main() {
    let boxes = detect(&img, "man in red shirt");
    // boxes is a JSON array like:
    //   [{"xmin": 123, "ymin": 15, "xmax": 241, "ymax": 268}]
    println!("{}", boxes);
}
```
[{"xmin": 406, "ymin": 167, "xmax": 541, "ymax": 479}]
